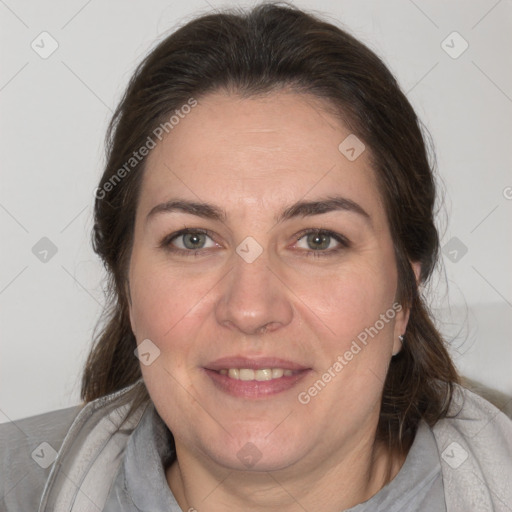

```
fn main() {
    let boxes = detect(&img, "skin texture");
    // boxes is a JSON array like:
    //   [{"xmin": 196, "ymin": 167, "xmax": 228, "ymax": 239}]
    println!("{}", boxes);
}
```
[{"xmin": 127, "ymin": 89, "xmax": 421, "ymax": 511}]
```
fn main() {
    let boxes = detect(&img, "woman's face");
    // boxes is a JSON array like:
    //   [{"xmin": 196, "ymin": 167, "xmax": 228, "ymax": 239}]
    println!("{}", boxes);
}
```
[{"xmin": 128, "ymin": 90, "xmax": 415, "ymax": 473}]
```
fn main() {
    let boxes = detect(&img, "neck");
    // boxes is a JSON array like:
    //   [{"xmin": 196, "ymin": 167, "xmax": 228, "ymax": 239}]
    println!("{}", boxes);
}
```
[{"xmin": 165, "ymin": 434, "xmax": 407, "ymax": 512}]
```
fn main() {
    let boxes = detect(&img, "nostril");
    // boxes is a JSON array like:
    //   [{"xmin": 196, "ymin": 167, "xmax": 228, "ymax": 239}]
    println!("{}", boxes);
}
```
[{"xmin": 256, "ymin": 322, "xmax": 279, "ymax": 335}]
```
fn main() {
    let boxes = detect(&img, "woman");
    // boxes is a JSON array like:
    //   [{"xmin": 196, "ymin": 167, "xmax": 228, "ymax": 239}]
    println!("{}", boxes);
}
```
[{"xmin": 1, "ymin": 3, "xmax": 511, "ymax": 511}]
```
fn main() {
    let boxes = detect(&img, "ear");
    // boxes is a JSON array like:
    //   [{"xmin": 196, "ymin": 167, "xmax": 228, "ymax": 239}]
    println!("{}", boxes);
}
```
[{"xmin": 392, "ymin": 261, "xmax": 421, "ymax": 355}]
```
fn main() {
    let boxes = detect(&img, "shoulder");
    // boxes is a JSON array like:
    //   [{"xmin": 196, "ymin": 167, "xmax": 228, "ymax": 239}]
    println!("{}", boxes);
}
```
[
  {"xmin": 431, "ymin": 384, "xmax": 512, "ymax": 510},
  {"xmin": 0, "ymin": 405, "xmax": 83, "ymax": 511},
  {"xmin": 460, "ymin": 376, "xmax": 512, "ymax": 419},
  {"xmin": 438, "ymin": 383, "xmax": 512, "ymax": 438}
]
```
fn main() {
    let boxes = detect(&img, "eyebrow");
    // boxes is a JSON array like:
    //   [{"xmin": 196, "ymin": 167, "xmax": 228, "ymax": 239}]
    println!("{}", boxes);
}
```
[{"xmin": 146, "ymin": 195, "xmax": 371, "ymax": 226}]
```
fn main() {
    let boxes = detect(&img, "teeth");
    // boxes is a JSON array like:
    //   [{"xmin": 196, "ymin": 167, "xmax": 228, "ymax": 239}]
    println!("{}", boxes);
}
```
[
  {"xmin": 228, "ymin": 369, "xmax": 239, "ymax": 379},
  {"xmin": 239, "ymin": 369, "xmax": 254, "ymax": 381},
  {"xmin": 218, "ymin": 368, "xmax": 295, "ymax": 381},
  {"xmin": 256, "ymin": 369, "xmax": 273, "ymax": 381},
  {"xmin": 272, "ymin": 368, "xmax": 284, "ymax": 378}
]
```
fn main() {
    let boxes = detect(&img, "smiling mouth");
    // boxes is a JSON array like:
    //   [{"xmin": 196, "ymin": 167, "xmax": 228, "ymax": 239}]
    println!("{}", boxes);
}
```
[
  {"xmin": 204, "ymin": 366, "xmax": 310, "ymax": 399},
  {"xmin": 217, "ymin": 368, "xmax": 296, "ymax": 381}
]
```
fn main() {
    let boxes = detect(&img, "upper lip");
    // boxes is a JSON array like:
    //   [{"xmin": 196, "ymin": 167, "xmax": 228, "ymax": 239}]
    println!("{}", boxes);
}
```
[{"xmin": 205, "ymin": 356, "xmax": 310, "ymax": 371}]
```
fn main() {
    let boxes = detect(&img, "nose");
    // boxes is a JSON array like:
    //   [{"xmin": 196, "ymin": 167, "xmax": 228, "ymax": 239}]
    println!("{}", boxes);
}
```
[{"xmin": 215, "ymin": 250, "xmax": 294, "ymax": 336}]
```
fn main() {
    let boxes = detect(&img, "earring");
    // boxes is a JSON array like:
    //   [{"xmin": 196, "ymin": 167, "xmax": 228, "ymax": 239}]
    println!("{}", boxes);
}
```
[{"xmin": 392, "ymin": 334, "xmax": 405, "ymax": 357}]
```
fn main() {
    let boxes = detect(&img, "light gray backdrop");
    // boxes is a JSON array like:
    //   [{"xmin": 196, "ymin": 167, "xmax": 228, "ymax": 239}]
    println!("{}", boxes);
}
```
[{"xmin": 1, "ymin": 0, "xmax": 511, "ymax": 422}]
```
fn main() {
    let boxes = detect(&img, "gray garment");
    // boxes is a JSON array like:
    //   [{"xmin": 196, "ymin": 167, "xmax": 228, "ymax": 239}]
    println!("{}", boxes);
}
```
[
  {"xmin": 102, "ymin": 401, "xmax": 445, "ymax": 512},
  {"xmin": 346, "ymin": 421, "xmax": 446, "ymax": 512},
  {"xmin": 0, "ymin": 404, "xmax": 82, "ymax": 510},
  {"xmin": 1, "ymin": 382, "xmax": 511, "ymax": 511},
  {"xmin": 103, "ymin": 402, "xmax": 181, "ymax": 511}
]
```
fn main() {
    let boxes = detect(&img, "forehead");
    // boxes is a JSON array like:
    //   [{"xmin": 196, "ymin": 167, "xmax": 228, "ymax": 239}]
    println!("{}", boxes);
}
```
[{"xmin": 138, "ymin": 90, "xmax": 384, "ymax": 222}]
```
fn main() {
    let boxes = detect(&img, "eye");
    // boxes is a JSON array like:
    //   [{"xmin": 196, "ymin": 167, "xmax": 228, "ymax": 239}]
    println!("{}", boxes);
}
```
[
  {"xmin": 294, "ymin": 229, "xmax": 349, "ymax": 256},
  {"xmin": 160, "ymin": 228, "xmax": 217, "ymax": 254}
]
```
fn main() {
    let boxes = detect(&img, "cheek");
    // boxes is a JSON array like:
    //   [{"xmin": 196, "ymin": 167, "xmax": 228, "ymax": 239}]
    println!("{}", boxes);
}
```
[
  {"xmin": 295, "ymin": 263, "xmax": 399, "ymax": 417},
  {"xmin": 298, "ymin": 257, "xmax": 397, "ymax": 339},
  {"xmin": 128, "ymin": 256, "xmax": 215, "ymax": 344},
  {"xmin": 129, "ymin": 260, "xmax": 211, "ymax": 403}
]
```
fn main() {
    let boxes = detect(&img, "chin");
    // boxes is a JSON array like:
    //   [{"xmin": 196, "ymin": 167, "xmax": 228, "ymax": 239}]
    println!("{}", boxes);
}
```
[{"xmin": 201, "ymin": 427, "xmax": 308, "ymax": 473}]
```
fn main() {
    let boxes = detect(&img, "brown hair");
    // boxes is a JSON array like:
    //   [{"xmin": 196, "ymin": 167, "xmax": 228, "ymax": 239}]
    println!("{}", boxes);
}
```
[{"xmin": 82, "ymin": 1, "xmax": 459, "ymax": 451}]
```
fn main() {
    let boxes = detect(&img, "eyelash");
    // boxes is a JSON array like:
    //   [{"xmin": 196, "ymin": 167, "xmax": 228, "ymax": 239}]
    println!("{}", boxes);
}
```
[
  {"xmin": 294, "ymin": 228, "xmax": 350, "ymax": 258},
  {"xmin": 159, "ymin": 227, "xmax": 350, "ymax": 258}
]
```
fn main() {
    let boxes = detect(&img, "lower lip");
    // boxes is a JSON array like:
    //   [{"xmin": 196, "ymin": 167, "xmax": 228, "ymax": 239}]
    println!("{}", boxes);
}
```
[{"xmin": 203, "ymin": 368, "xmax": 310, "ymax": 399}]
